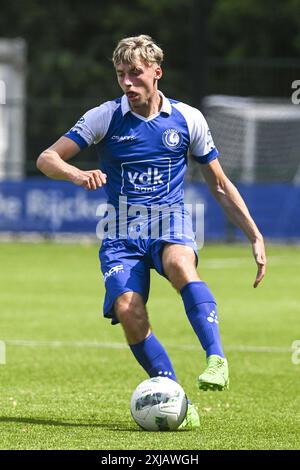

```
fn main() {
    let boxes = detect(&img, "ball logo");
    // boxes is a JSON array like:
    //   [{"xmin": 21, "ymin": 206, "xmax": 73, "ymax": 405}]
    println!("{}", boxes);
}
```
[{"xmin": 162, "ymin": 129, "xmax": 182, "ymax": 150}]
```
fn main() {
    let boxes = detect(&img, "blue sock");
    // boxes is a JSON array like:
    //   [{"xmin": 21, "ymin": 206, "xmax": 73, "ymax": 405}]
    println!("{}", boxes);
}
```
[
  {"xmin": 129, "ymin": 333, "xmax": 177, "ymax": 381},
  {"xmin": 181, "ymin": 281, "xmax": 225, "ymax": 358}
]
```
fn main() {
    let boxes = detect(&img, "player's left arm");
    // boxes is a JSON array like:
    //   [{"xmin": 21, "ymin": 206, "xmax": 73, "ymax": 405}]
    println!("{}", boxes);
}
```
[{"xmin": 200, "ymin": 158, "xmax": 266, "ymax": 288}]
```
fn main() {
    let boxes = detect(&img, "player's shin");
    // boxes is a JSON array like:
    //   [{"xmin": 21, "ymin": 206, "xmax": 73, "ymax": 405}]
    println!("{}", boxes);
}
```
[
  {"xmin": 129, "ymin": 332, "xmax": 177, "ymax": 381},
  {"xmin": 180, "ymin": 281, "xmax": 225, "ymax": 358}
]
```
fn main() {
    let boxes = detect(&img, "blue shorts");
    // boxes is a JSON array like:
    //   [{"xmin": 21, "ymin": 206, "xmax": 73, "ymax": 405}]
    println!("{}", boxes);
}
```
[{"xmin": 99, "ymin": 223, "xmax": 198, "ymax": 325}]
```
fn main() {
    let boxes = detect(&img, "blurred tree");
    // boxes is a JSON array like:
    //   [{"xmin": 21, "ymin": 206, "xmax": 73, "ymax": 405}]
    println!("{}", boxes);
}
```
[
  {"xmin": 0, "ymin": 0, "xmax": 193, "ymax": 102},
  {"xmin": 1, "ymin": 0, "xmax": 299, "ymax": 101},
  {"xmin": 210, "ymin": 0, "xmax": 300, "ymax": 58}
]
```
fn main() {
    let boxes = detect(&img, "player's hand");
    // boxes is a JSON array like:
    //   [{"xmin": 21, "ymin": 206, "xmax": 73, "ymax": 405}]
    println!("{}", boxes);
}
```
[
  {"xmin": 252, "ymin": 236, "xmax": 266, "ymax": 288},
  {"xmin": 72, "ymin": 169, "xmax": 107, "ymax": 190}
]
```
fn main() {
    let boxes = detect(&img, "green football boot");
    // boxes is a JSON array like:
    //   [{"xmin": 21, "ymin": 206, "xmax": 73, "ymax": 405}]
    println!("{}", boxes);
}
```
[
  {"xmin": 198, "ymin": 355, "xmax": 229, "ymax": 391},
  {"xmin": 178, "ymin": 403, "xmax": 200, "ymax": 430}
]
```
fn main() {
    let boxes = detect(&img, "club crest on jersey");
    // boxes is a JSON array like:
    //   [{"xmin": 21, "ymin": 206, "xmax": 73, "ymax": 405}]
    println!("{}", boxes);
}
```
[{"xmin": 162, "ymin": 128, "xmax": 182, "ymax": 150}]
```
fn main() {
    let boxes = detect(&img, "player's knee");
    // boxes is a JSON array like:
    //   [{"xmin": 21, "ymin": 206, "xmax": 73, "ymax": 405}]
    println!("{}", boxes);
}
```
[
  {"xmin": 165, "ymin": 256, "xmax": 191, "ymax": 277},
  {"xmin": 164, "ymin": 256, "xmax": 200, "ymax": 291},
  {"xmin": 114, "ymin": 292, "xmax": 146, "ymax": 324}
]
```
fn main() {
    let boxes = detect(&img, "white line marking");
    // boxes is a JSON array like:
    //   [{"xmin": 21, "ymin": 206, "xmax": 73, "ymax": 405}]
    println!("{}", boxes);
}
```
[
  {"xmin": 0, "ymin": 340, "xmax": 6, "ymax": 364},
  {"xmin": 4, "ymin": 339, "xmax": 127, "ymax": 349},
  {"xmin": 203, "ymin": 255, "xmax": 300, "ymax": 269},
  {"xmin": 3, "ymin": 339, "xmax": 292, "ymax": 353}
]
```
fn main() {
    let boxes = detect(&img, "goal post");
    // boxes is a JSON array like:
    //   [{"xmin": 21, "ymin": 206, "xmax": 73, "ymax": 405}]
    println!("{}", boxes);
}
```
[{"xmin": 0, "ymin": 38, "xmax": 26, "ymax": 180}]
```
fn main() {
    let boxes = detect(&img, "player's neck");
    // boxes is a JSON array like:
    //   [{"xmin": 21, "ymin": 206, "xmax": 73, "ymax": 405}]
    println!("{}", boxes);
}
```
[{"xmin": 130, "ymin": 91, "xmax": 162, "ymax": 118}]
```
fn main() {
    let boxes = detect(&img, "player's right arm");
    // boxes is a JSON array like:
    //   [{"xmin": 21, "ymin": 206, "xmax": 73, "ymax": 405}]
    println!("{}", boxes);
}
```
[
  {"xmin": 37, "ymin": 136, "xmax": 106, "ymax": 190},
  {"xmin": 37, "ymin": 102, "xmax": 118, "ymax": 189},
  {"xmin": 37, "ymin": 137, "xmax": 107, "ymax": 192}
]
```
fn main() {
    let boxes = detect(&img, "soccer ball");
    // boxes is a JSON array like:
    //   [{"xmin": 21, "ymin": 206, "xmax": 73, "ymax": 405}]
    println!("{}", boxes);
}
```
[{"xmin": 130, "ymin": 376, "xmax": 188, "ymax": 431}]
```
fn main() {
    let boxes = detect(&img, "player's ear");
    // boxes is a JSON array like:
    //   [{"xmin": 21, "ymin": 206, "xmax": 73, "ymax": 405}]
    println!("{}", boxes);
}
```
[{"xmin": 154, "ymin": 66, "xmax": 162, "ymax": 81}]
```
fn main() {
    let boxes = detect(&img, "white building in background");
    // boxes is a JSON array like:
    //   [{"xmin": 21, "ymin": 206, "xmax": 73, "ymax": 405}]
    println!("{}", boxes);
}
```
[{"xmin": 0, "ymin": 38, "xmax": 26, "ymax": 180}]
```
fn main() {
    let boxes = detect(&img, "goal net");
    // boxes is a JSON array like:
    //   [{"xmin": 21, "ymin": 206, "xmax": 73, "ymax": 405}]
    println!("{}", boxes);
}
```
[{"xmin": 187, "ymin": 95, "xmax": 300, "ymax": 184}]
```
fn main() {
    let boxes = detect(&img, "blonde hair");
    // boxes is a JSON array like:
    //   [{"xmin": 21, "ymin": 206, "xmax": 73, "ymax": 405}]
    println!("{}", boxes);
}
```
[{"xmin": 112, "ymin": 35, "xmax": 164, "ymax": 67}]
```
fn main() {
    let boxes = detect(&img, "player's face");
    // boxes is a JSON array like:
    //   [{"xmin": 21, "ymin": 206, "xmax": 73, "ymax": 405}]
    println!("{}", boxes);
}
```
[{"xmin": 115, "ymin": 60, "xmax": 162, "ymax": 110}]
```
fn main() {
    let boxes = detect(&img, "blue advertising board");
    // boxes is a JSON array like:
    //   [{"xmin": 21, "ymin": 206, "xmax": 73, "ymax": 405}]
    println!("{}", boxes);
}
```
[{"xmin": 0, "ymin": 179, "xmax": 299, "ymax": 240}]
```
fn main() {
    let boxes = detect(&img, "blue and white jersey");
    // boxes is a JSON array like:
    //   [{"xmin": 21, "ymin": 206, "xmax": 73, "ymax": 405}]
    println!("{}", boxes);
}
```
[{"xmin": 65, "ymin": 91, "xmax": 218, "ymax": 208}]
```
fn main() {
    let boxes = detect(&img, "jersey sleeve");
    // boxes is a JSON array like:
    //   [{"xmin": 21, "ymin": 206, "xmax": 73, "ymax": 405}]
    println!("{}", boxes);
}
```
[
  {"xmin": 64, "ymin": 101, "xmax": 118, "ymax": 149},
  {"xmin": 188, "ymin": 107, "xmax": 219, "ymax": 164},
  {"xmin": 173, "ymin": 102, "xmax": 219, "ymax": 164}
]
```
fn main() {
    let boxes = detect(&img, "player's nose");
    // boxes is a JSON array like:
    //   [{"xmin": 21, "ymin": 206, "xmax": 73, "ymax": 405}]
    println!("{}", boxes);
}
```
[{"xmin": 124, "ymin": 75, "xmax": 133, "ymax": 86}]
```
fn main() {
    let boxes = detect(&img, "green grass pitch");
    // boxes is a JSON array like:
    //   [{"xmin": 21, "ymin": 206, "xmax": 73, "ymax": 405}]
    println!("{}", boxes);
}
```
[{"xmin": 0, "ymin": 241, "xmax": 299, "ymax": 450}]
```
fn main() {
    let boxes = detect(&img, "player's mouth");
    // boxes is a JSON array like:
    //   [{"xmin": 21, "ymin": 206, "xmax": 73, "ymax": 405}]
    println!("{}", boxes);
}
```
[{"xmin": 126, "ymin": 92, "xmax": 139, "ymax": 101}]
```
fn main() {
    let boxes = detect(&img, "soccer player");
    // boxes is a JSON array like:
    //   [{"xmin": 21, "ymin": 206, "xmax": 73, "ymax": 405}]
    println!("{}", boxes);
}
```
[{"xmin": 37, "ymin": 35, "xmax": 266, "ymax": 429}]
